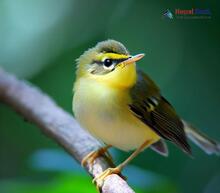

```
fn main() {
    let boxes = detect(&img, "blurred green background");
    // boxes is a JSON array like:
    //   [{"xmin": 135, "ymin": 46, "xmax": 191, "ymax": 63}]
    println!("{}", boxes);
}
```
[{"xmin": 0, "ymin": 0, "xmax": 220, "ymax": 193}]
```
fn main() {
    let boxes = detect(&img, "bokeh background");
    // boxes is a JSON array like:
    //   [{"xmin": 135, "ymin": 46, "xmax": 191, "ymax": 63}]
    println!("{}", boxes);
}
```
[{"xmin": 0, "ymin": 0, "xmax": 220, "ymax": 193}]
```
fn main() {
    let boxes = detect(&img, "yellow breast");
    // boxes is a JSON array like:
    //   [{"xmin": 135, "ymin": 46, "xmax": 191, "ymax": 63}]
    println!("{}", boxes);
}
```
[{"xmin": 73, "ymin": 78, "xmax": 160, "ymax": 151}]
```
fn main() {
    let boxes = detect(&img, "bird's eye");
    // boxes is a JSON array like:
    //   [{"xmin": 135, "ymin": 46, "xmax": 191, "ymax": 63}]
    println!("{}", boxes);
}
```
[
  {"xmin": 103, "ymin": 58, "xmax": 115, "ymax": 70},
  {"xmin": 103, "ymin": 59, "xmax": 113, "ymax": 67}
]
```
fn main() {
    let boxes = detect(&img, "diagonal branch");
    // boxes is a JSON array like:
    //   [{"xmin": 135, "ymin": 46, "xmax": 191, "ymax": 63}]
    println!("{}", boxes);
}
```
[{"xmin": 0, "ymin": 68, "xmax": 135, "ymax": 193}]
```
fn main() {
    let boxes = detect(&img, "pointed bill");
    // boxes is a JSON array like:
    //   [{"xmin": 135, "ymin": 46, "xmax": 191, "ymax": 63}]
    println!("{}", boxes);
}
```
[{"xmin": 123, "ymin": 53, "xmax": 145, "ymax": 65}]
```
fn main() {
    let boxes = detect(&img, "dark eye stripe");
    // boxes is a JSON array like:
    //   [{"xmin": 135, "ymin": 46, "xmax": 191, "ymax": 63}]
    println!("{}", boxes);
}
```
[
  {"xmin": 92, "ymin": 58, "xmax": 128, "ymax": 66},
  {"xmin": 115, "ymin": 58, "xmax": 129, "ymax": 64},
  {"xmin": 92, "ymin": 60, "xmax": 102, "ymax": 65}
]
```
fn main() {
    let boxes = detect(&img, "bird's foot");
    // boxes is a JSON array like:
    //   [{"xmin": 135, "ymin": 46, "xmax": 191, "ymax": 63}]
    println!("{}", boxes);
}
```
[
  {"xmin": 93, "ymin": 166, "xmax": 122, "ymax": 189},
  {"xmin": 81, "ymin": 146, "xmax": 112, "ymax": 167}
]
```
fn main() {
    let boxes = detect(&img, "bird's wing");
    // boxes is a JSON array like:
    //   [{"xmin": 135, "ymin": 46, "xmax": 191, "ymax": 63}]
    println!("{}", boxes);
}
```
[{"xmin": 129, "ymin": 70, "xmax": 191, "ymax": 154}]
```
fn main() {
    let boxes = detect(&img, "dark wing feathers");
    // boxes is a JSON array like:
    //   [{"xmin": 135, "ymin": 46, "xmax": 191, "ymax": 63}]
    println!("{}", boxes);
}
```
[{"xmin": 129, "ymin": 70, "xmax": 191, "ymax": 155}]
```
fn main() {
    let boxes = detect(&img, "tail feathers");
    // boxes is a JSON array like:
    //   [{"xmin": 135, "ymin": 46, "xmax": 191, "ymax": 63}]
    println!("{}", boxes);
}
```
[{"xmin": 183, "ymin": 120, "xmax": 220, "ymax": 155}]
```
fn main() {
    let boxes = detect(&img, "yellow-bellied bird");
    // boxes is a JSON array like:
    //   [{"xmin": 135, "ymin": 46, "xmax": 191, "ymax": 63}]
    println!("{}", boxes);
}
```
[{"xmin": 73, "ymin": 40, "xmax": 220, "ymax": 187}]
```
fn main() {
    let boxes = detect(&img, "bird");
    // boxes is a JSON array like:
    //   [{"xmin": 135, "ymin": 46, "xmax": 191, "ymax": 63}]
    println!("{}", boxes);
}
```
[{"xmin": 72, "ymin": 39, "xmax": 220, "ymax": 188}]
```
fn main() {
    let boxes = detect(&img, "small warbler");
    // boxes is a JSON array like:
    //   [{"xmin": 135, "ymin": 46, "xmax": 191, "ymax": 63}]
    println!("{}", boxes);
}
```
[{"xmin": 73, "ymin": 40, "xmax": 220, "ymax": 187}]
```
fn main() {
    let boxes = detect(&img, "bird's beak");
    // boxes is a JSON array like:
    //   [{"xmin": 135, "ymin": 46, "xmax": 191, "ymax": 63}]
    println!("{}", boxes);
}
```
[{"xmin": 122, "ymin": 53, "xmax": 145, "ymax": 65}]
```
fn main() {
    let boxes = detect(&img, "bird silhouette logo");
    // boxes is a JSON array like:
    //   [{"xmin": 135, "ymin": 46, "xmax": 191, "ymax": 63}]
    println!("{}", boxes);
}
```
[{"xmin": 163, "ymin": 9, "xmax": 174, "ymax": 19}]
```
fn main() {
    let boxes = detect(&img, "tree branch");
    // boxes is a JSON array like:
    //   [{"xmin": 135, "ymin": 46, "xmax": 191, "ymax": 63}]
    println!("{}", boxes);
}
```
[{"xmin": 0, "ymin": 69, "xmax": 135, "ymax": 193}]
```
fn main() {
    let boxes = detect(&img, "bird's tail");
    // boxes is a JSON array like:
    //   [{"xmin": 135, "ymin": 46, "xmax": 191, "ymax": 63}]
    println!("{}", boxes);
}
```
[{"xmin": 182, "ymin": 120, "xmax": 220, "ymax": 155}]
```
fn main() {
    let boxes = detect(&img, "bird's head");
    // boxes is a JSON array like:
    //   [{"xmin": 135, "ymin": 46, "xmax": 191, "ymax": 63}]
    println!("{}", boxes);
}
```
[{"xmin": 76, "ymin": 40, "xmax": 144, "ymax": 88}]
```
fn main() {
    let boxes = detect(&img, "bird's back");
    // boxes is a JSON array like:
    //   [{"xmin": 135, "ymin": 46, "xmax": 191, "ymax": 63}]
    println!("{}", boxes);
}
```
[{"xmin": 129, "ymin": 70, "xmax": 191, "ymax": 154}]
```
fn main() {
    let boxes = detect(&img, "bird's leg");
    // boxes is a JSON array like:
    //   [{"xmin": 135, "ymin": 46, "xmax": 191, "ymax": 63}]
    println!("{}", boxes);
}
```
[
  {"xmin": 93, "ymin": 140, "xmax": 152, "ymax": 188},
  {"xmin": 81, "ymin": 145, "xmax": 112, "ymax": 167}
]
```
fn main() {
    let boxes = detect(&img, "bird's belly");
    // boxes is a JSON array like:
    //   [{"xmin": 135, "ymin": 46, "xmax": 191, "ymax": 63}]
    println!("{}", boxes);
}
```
[{"xmin": 73, "ymin": 91, "xmax": 159, "ymax": 151}]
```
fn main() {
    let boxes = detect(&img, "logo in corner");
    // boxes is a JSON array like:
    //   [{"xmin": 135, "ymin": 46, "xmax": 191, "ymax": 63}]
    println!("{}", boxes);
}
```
[{"xmin": 163, "ymin": 9, "xmax": 174, "ymax": 19}]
